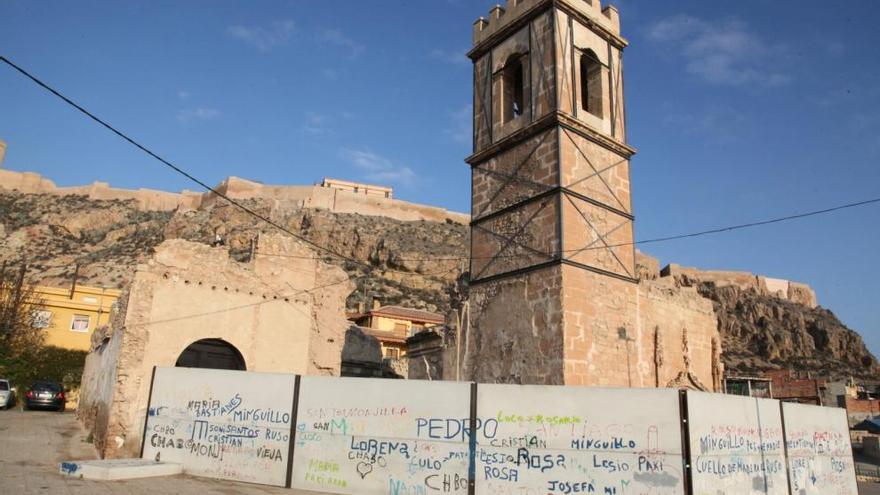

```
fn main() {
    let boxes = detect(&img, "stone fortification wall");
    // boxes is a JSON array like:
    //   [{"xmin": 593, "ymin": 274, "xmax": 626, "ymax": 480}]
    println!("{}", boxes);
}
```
[
  {"xmin": 77, "ymin": 234, "xmax": 353, "ymax": 458},
  {"xmin": 0, "ymin": 169, "xmax": 469, "ymax": 224},
  {"xmin": 639, "ymin": 256, "xmax": 819, "ymax": 309}
]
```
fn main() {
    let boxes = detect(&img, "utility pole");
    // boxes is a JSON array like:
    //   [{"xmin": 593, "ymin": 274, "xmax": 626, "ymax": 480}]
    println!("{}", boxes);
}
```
[{"xmin": 69, "ymin": 263, "xmax": 79, "ymax": 299}]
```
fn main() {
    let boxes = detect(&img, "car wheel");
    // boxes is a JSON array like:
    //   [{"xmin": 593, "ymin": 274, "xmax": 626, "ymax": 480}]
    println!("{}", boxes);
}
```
[{"xmin": 57, "ymin": 404, "xmax": 66, "ymax": 413}]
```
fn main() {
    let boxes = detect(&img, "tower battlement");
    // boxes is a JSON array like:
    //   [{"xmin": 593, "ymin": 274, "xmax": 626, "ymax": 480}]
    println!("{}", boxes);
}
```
[{"xmin": 473, "ymin": 0, "xmax": 621, "ymax": 47}]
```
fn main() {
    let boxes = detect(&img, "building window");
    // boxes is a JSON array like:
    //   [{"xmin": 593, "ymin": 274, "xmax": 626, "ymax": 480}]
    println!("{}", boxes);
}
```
[
  {"xmin": 580, "ymin": 50, "xmax": 603, "ymax": 118},
  {"xmin": 385, "ymin": 347, "xmax": 400, "ymax": 359},
  {"xmin": 70, "ymin": 315, "xmax": 90, "ymax": 332},
  {"xmin": 393, "ymin": 322, "xmax": 408, "ymax": 334},
  {"xmin": 32, "ymin": 310, "xmax": 52, "ymax": 329},
  {"xmin": 502, "ymin": 54, "xmax": 525, "ymax": 123}
]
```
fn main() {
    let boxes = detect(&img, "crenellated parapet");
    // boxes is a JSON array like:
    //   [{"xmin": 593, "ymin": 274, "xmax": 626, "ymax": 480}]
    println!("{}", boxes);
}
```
[{"xmin": 472, "ymin": 0, "xmax": 622, "ymax": 48}]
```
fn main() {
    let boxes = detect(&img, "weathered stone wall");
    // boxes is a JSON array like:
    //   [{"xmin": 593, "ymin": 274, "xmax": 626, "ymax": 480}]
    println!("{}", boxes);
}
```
[
  {"xmin": 0, "ymin": 170, "xmax": 468, "ymax": 224},
  {"xmin": 637, "ymin": 278, "xmax": 721, "ymax": 391},
  {"xmin": 466, "ymin": 267, "xmax": 565, "ymax": 385},
  {"xmin": 662, "ymin": 263, "xmax": 818, "ymax": 308},
  {"xmin": 77, "ymin": 234, "xmax": 353, "ymax": 458},
  {"xmin": 77, "ymin": 291, "xmax": 128, "ymax": 456},
  {"xmin": 464, "ymin": 266, "xmax": 720, "ymax": 390}
]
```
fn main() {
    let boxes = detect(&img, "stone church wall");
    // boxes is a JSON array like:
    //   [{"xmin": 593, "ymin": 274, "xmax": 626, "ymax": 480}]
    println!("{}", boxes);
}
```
[{"xmin": 77, "ymin": 234, "xmax": 353, "ymax": 458}]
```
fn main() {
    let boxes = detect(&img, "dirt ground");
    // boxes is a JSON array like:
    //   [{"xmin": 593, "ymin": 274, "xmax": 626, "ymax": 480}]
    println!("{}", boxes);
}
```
[{"xmin": 0, "ymin": 407, "xmax": 322, "ymax": 494}]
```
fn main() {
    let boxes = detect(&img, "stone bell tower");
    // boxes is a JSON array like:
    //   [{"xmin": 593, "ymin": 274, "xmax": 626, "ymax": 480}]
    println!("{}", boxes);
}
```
[{"xmin": 465, "ymin": 0, "xmax": 640, "ymax": 386}]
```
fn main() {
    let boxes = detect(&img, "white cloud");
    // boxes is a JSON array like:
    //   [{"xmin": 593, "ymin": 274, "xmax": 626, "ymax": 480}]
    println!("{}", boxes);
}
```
[
  {"xmin": 227, "ymin": 20, "xmax": 295, "ymax": 52},
  {"xmin": 176, "ymin": 90, "xmax": 190, "ymax": 101},
  {"xmin": 661, "ymin": 104, "xmax": 747, "ymax": 144},
  {"xmin": 318, "ymin": 29, "xmax": 365, "ymax": 58},
  {"xmin": 430, "ymin": 48, "xmax": 469, "ymax": 66},
  {"xmin": 302, "ymin": 112, "xmax": 330, "ymax": 136},
  {"xmin": 444, "ymin": 104, "xmax": 472, "ymax": 144},
  {"xmin": 341, "ymin": 149, "xmax": 417, "ymax": 186},
  {"xmin": 646, "ymin": 15, "xmax": 790, "ymax": 87},
  {"xmin": 176, "ymin": 107, "xmax": 221, "ymax": 123}
]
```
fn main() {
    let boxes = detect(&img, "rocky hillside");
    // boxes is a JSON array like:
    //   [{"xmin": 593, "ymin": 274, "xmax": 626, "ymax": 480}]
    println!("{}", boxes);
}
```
[
  {"xmin": 0, "ymin": 191, "xmax": 466, "ymax": 314},
  {"xmin": 0, "ymin": 189, "xmax": 876, "ymax": 380},
  {"xmin": 687, "ymin": 280, "xmax": 879, "ymax": 381}
]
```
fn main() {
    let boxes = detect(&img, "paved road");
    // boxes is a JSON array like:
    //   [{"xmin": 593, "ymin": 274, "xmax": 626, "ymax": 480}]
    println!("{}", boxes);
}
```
[
  {"xmin": 1, "ymin": 407, "xmax": 878, "ymax": 494},
  {"xmin": 0, "ymin": 407, "xmax": 322, "ymax": 494}
]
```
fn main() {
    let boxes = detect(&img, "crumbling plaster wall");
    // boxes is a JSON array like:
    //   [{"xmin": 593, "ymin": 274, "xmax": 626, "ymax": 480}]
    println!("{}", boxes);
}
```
[
  {"xmin": 464, "ymin": 266, "xmax": 721, "ymax": 391},
  {"xmin": 78, "ymin": 234, "xmax": 353, "ymax": 458}
]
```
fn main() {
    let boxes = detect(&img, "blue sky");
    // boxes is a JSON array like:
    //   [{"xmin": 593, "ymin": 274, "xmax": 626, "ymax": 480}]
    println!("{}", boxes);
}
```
[{"xmin": 2, "ymin": 1, "xmax": 880, "ymax": 355}]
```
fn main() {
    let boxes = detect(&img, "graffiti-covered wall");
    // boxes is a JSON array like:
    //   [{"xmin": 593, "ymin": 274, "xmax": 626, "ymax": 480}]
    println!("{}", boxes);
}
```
[{"xmin": 141, "ymin": 367, "xmax": 857, "ymax": 495}]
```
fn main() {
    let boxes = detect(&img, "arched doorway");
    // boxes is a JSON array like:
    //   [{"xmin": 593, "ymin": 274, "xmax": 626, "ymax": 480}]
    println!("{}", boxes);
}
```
[{"xmin": 175, "ymin": 338, "xmax": 246, "ymax": 371}]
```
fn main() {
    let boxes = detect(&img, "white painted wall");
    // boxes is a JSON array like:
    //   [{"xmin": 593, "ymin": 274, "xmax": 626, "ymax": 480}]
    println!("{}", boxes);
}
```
[
  {"xmin": 782, "ymin": 402, "xmax": 858, "ymax": 495},
  {"xmin": 476, "ymin": 384, "xmax": 685, "ymax": 495},
  {"xmin": 291, "ymin": 376, "xmax": 471, "ymax": 495},
  {"xmin": 141, "ymin": 367, "xmax": 296, "ymax": 487},
  {"xmin": 137, "ymin": 369, "xmax": 860, "ymax": 495},
  {"xmin": 686, "ymin": 391, "xmax": 788, "ymax": 495}
]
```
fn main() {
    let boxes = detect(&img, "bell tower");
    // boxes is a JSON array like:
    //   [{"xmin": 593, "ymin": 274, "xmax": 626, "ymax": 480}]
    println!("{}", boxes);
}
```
[{"xmin": 466, "ymin": 0, "xmax": 639, "ymax": 385}]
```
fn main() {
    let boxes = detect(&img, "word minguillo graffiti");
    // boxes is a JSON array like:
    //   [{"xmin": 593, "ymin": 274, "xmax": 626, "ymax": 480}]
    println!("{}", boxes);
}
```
[{"xmin": 231, "ymin": 407, "xmax": 291, "ymax": 425}]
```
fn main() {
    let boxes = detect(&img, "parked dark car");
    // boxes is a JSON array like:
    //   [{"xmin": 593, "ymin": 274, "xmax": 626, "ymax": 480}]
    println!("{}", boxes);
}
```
[{"xmin": 24, "ymin": 381, "xmax": 66, "ymax": 412}]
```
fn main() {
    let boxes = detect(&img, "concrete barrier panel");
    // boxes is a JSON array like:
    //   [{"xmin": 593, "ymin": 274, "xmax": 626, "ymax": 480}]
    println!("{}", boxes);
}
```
[
  {"xmin": 141, "ymin": 367, "xmax": 296, "ymax": 486},
  {"xmin": 475, "ymin": 384, "xmax": 686, "ymax": 495},
  {"xmin": 782, "ymin": 402, "xmax": 858, "ymax": 495},
  {"xmin": 686, "ymin": 391, "xmax": 787, "ymax": 495},
  {"xmin": 291, "ymin": 376, "xmax": 471, "ymax": 495}
]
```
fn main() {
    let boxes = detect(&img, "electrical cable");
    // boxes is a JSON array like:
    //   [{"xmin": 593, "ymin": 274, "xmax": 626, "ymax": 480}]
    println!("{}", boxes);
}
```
[{"xmin": 3, "ymin": 56, "xmax": 879, "ymax": 270}]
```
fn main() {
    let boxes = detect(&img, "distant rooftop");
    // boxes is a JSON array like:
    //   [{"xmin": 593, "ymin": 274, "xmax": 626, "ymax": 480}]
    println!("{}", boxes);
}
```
[
  {"xmin": 349, "ymin": 305, "xmax": 445, "ymax": 325},
  {"xmin": 320, "ymin": 177, "xmax": 393, "ymax": 199}
]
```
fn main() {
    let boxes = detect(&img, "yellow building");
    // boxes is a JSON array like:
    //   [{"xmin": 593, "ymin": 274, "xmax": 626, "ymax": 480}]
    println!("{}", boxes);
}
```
[
  {"xmin": 32, "ymin": 285, "xmax": 121, "ymax": 351},
  {"xmin": 349, "ymin": 302, "xmax": 444, "ymax": 359}
]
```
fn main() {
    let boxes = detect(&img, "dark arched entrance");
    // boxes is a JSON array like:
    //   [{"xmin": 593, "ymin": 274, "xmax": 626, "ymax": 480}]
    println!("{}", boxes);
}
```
[{"xmin": 175, "ymin": 338, "xmax": 246, "ymax": 371}]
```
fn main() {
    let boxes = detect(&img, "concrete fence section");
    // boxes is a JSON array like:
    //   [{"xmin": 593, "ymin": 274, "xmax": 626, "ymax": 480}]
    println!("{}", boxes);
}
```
[
  {"xmin": 782, "ymin": 402, "xmax": 858, "ymax": 495},
  {"xmin": 476, "ymin": 385, "xmax": 685, "ymax": 494},
  {"xmin": 141, "ymin": 367, "xmax": 297, "ymax": 486},
  {"xmin": 291, "ymin": 377, "xmax": 471, "ymax": 494},
  {"xmin": 139, "ymin": 367, "xmax": 857, "ymax": 495},
  {"xmin": 686, "ymin": 391, "xmax": 788, "ymax": 495}
]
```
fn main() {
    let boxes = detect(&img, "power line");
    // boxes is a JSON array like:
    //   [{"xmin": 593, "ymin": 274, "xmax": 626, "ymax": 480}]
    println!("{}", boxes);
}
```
[
  {"xmin": 3, "ymin": 56, "xmax": 878, "ymax": 270},
  {"xmin": 0, "ymin": 55, "xmax": 394, "ymax": 276},
  {"xmin": 255, "ymin": 196, "xmax": 880, "ymax": 263}
]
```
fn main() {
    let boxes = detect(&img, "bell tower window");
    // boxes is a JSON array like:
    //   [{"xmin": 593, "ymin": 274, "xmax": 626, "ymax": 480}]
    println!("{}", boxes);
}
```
[
  {"xmin": 580, "ymin": 50, "xmax": 603, "ymax": 119},
  {"xmin": 502, "ymin": 55, "xmax": 525, "ymax": 123}
]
